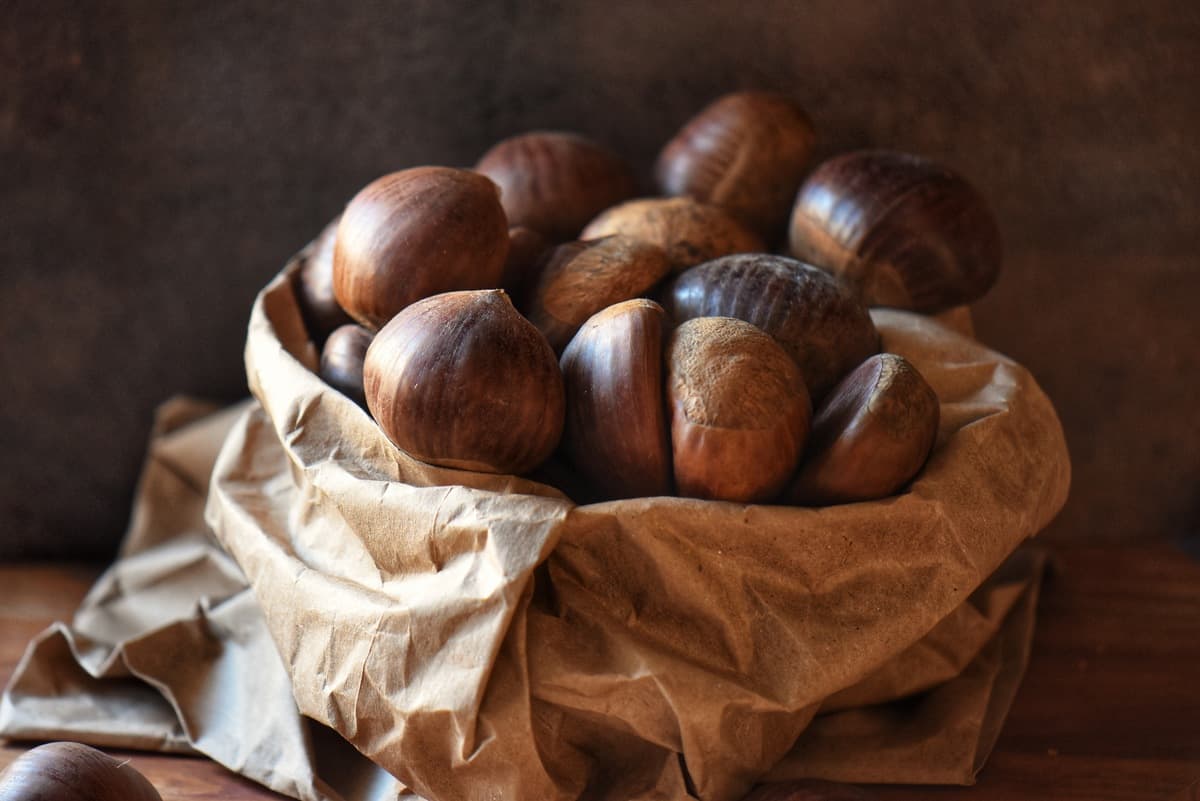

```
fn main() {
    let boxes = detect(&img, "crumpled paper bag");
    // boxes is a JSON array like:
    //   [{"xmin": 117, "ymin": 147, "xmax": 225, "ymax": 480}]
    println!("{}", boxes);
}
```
[
  {"xmin": 199, "ymin": 244, "xmax": 1069, "ymax": 801},
  {"xmin": 1, "ymin": 393, "xmax": 1050, "ymax": 801}
]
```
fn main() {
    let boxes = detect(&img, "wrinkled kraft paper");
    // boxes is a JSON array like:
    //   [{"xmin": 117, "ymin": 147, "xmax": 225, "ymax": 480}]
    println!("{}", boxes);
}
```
[
  {"xmin": 203, "ymin": 247, "xmax": 1067, "ymax": 801},
  {"xmin": 0, "ymin": 246, "xmax": 1069, "ymax": 801}
]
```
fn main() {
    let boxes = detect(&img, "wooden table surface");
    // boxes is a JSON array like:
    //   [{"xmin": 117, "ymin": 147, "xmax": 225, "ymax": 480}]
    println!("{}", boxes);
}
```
[{"xmin": 3, "ymin": 543, "xmax": 1199, "ymax": 800}]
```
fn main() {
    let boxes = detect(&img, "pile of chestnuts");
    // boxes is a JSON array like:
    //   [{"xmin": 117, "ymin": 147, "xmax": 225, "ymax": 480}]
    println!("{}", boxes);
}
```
[{"xmin": 297, "ymin": 90, "xmax": 1001, "ymax": 506}]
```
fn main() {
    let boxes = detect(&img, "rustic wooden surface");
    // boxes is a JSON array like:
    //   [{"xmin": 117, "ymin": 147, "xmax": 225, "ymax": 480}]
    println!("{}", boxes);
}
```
[{"xmin": 2, "ymin": 544, "xmax": 1198, "ymax": 799}]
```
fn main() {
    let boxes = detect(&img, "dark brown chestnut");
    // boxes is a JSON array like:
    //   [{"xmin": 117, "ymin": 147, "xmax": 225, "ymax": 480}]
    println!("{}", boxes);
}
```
[
  {"xmin": 788, "ymin": 150, "xmax": 1002, "ymax": 313},
  {"xmin": 656, "ymin": 90, "xmax": 815, "ymax": 239},
  {"xmin": 333, "ymin": 167, "xmax": 509, "ymax": 329},
  {"xmin": 475, "ymin": 131, "xmax": 638, "ymax": 242},
  {"xmin": 667, "ymin": 317, "xmax": 810, "ymax": 502},
  {"xmin": 319, "ymin": 323, "xmax": 373, "ymax": 406},
  {"xmin": 0, "ymin": 741, "xmax": 163, "ymax": 801},
  {"xmin": 293, "ymin": 217, "xmax": 353, "ymax": 341},
  {"xmin": 364, "ymin": 289, "xmax": 564, "ymax": 474},
  {"xmin": 787, "ymin": 353, "xmax": 940, "ymax": 505},
  {"xmin": 559, "ymin": 299, "xmax": 673, "ymax": 499},
  {"xmin": 581, "ymin": 197, "xmax": 764, "ymax": 274},
  {"xmin": 668, "ymin": 253, "xmax": 879, "ymax": 400},
  {"xmin": 526, "ymin": 235, "xmax": 671, "ymax": 353}
]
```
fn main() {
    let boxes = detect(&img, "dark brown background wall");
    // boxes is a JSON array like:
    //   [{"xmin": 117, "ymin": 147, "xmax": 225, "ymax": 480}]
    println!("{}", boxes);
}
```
[{"xmin": 3, "ymin": 1, "xmax": 1197, "ymax": 559}]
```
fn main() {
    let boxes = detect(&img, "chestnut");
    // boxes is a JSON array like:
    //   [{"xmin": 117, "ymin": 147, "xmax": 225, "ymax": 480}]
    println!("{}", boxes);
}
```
[
  {"xmin": 333, "ymin": 167, "xmax": 509, "ymax": 329},
  {"xmin": 525, "ymin": 235, "xmax": 671, "ymax": 353},
  {"xmin": 475, "ymin": 131, "xmax": 638, "ymax": 242},
  {"xmin": 788, "ymin": 150, "xmax": 1002, "ymax": 313},
  {"xmin": 787, "ymin": 353, "xmax": 940, "ymax": 506},
  {"xmin": 293, "ymin": 216, "xmax": 353, "ymax": 341},
  {"xmin": 667, "ymin": 317, "xmax": 811, "ymax": 502},
  {"xmin": 668, "ymin": 253, "xmax": 879, "ymax": 400},
  {"xmin": 319, "ymin": 323, "xmax": 373, "ymax": 406},
  {"xmin": 656, "ymin": 90, "xmax": 815, "ymax": 239},
  {"xmin": 364, "ymin": 289, "xmax": 564, "ymax": 474},
  {"xmin": 0, "ymin": 741, "xmax": 163, "ymax": 801},
  {"xmin": 559, "ymin": 299, "xmax": 673, "ymax": 499},
  {"xmin": 581, "ymin": 197, "xmax": 764, "ymax": 275}
]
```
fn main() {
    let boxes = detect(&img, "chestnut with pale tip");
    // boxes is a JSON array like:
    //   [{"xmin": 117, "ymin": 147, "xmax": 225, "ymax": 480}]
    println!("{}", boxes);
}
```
[
  {"xmin": 526, "ymin": 235, "xmax": 671, "ymax": 353},
  {"xmin": 333, "ymin": 166, "xmax": 509, "ymax": 329},
  {"xmin": 560, "ymin": 299, "xmax": 673, "ymax": 500},
  {"xmin": 293, "ymin": 217, "xmax": 353, "ymax": 341},
  {"xmin": 788, "ymin": 353, "xmax": 940, "ymax": 506},
  {"xmin": 581, "ymin": 196, "xmax": 764, "ymax": 275},
  {"xmin": 788, "ymin": 150, "xmax": 1002, "ymax": 313},
  {"xmin": 319, "ymin": 324, "xmax": 373, "ymax": 406},
  {"xmin": 0, "ymin": 741, "xmax": 163, "ymax": 801},
  {"xmin": 667, "ymin": 317, "xmax": 811, "ymax": 503},
  {"xmin": 475, "ymin": 131, "xmax": 638, "ymax": 242},
  {"xmin": 364, "ymin": 289, "xmax": 564, "ymax": 475},
  {"xmin": 668, "ymin": 253, "xmax": 879, "ymax": 400},
  {"xmin": 656, "ymin": 90, "xmax": 815, "ymax": 239}
]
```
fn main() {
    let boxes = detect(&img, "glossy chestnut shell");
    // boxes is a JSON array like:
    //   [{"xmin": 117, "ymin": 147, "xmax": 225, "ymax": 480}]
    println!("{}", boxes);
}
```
[
  {"xmin": 788, "ymin": 150, "xmax": 1002, "ymax": 313},
  {"xmin": 668, "ymin": 253, "xmax": 879, "ymax": 400},
  {"xmin": 364, "ymin": 290, "xmax": 564, "ymax": 474},
  {"xmin": 788, "ymin": 353, "xmax": 940, "ymax": 505},
  {"xmin": 319, "ymin": 323, "xmax": 373, "ymax": 406},
  {"xmin": 559, "ymin": 299, "xmax": 673, "ymax": 499},
  {"xmin": 475, "ymin": 131, "xmax": 638, "ymax": 242},
  {"xmin": 656, "ymin": 90, "xmax": 815, "ymax": 239},
  {"xmin": 333, "ymin": 167, "xmax": 509, "ymax": 329},
  {"xmin": 0, "ymin": 742, "xmax": 163, "ymax": 801}
]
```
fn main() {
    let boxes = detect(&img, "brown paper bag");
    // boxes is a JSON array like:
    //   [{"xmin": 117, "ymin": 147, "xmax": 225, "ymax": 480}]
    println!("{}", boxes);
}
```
[
  {"xmin": 204, "ymin": 245, "xmax": 1070, "ymax": 801},
  {"xmin": 0, "ymin": 396, "xmax": 1047, "ymax": 801}
]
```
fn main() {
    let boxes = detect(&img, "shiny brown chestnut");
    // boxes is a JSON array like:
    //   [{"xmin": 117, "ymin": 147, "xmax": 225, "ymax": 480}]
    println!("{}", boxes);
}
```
[
  {"xmin": 788, "ymin": 353, "xmax": 940, "ymax": 506},
  {"xmin": 333, "ymin": 167, "xmax": 509, "ymax": 329},
  {"xmin": 559, "ymin": 299, "xmax": 673, "ymax": 499},
  {"xmin": 656, "ymin": 90, "xmax": 815, "ymax": 239},
  {"xmin": 581, "ymin": 197, "xmax": 764, "ymax": 275},
  {"xmin": 788, "ymin": 150, "xmax": 1002, "ymax": 313},
  {"xmin": 320, "ymin": 324, "xmax": 373, "ymax": 406},
  {"xmin": 293, "ymin": 217, "xmax": 353, "ymax": 341},
  {"xmin": 364, "ymin": 289, "xmax": 564, "ymax": 474},
  {"xmin": 667, "ymin": 317, "xmax": 811, "ymax": 502},
  {"xmin": 526, "ymin": 235, "xmax": 671, "ymax": 353},
  {"xmin": 668, "ymin": 253, "xmax": 879, "ymax": 400},
  {"xmin": 0, "ymin": 741, "xmax": 163, "ymax": 801},
  {"xmin": 475, "ymin": 131, "xmax": 638, "ymax": 242}
]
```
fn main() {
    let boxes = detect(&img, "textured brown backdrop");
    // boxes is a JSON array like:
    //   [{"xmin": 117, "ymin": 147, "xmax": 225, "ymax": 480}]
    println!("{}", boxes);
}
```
[{"xmin": 2, "ymin": 1, "xmax": 1197, "ymax": 558}]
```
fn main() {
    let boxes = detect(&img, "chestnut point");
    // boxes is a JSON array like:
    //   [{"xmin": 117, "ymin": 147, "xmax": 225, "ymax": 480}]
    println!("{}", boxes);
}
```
[
  {"xmin": 364, "ymin": 289, "xmax": 564, "ymax": 475},
  {"xmin": 668, "ymin": 253, "xmax": 879, "ymax": 401},
  {"xmin": 656, "ymin": 90, "xmax": 815, "ymax": 239},
  {"xmin": 559, "ymin": 298, "xmax": 673, "ymax": 499},
  {"xmin": 333, "ymin": 166, "xmax": 509, "ymax": 329},
  {"xmin": 788, "ymin": 150, "xmax": 1002, "ymax": 313},
  {"xmin": 668, "ymin": 316, "xmax": 811, "ymax": 503}
]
